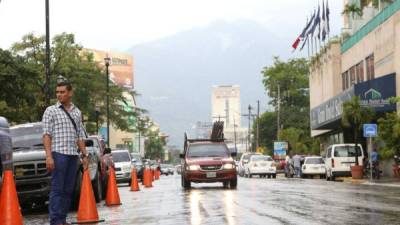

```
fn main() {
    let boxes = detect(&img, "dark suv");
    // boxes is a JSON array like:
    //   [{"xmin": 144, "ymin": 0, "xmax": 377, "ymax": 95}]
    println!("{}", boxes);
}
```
[
  {"xmin": 180, "ymin": 137, "xmax": 237, "ymax": 189},
  {"xmin": 0, "ymin": 117, "xmax": 12, "ymax": 187},
  {"xmin": 10, "ymin": 122, "xmax": 106, "ymax": 208}
]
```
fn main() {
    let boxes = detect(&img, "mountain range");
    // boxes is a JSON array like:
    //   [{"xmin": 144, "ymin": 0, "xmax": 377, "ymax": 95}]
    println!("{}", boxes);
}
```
[{"xmin": 128, "ymin": 20, "xmax": 293, "ymax": 146}]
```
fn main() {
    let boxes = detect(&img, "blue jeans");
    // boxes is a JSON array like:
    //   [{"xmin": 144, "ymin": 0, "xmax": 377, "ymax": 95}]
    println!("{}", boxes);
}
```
[
  {"xmin": 49, "ymin": 152, "xmax": 79, "ymax": 225},
  {"xmin": 295, "ymin": 166, "xmax": 301, "ymax": 177}
]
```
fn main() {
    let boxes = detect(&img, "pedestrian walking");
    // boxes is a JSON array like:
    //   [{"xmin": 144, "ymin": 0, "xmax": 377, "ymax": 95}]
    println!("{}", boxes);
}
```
[
  {"xmin": 293, "ymin": 154, "xmax": 301, "ymax": 178},
  {"xmin": 42, "ymin": 77, "xmax": 89, "ymax": 225}
]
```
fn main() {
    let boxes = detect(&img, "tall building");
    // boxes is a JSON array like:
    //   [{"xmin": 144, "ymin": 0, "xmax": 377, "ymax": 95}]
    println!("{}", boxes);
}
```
[
  {"xmin": 84, "ymin": 49, "xmax": 138, "ymax": 151},
  {"xmin": 309, "ymin": 1, "xmax": 400, "ymax": 151},
  {"xmin": 211, "ymin": 85, "xmax": 248, "ymax": 153}
]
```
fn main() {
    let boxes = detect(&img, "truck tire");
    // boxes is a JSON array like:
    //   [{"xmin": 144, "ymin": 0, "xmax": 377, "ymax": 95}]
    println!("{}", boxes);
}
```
[
  {"xmin": 92, "ymin": 170, "xmax": 102, "ymax": 203},
  {"xmin": 230, "ymin": 178, "xmax": 237, "ymax": 189},
  {"xmin": 181, "ymin": 175, "xmax": 191, "ymax": 189}
]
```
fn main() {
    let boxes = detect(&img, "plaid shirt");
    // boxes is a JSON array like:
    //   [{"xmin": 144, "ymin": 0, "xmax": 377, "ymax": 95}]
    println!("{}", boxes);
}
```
[{"xmin": 42, "ymin": 102, "xmax": 85, "ymax": 155}]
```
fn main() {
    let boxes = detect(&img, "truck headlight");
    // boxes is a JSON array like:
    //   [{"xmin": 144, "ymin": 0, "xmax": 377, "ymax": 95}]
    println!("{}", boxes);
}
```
[
  {"xmin": 223, "ymin": 163, "xmax": 234, "ymax": 170},
  {"xmin": 187, "ymin": 165, "xmax": 200, "ymax": 171}
]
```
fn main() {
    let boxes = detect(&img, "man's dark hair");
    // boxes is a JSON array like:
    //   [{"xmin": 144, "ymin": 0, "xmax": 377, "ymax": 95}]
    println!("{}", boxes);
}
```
[{"xmin": 57, "ymin": 81, "xmax": 73, "ymax": 91}]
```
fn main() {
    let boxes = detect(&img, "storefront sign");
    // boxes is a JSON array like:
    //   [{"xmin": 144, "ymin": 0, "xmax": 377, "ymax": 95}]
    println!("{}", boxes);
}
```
[
  {"xmin": 354, "ymin": 73, "xmax": 396, "ymax": 112},
  {"xmin": 310, "ymin": 88, "xmax": 354, "ymax": 129}
]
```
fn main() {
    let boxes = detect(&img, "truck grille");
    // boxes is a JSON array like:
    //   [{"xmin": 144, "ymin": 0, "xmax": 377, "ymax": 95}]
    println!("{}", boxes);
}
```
[
  {"xmin": 14, "ymin": 162, "xmax": 50, "ymax": 179},
  {"xmin": 200, "ymin": 165, "xmax": 222, "ymax": 171}
]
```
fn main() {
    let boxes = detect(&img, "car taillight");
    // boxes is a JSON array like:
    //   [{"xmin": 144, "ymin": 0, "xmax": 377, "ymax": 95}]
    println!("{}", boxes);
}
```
[{"xmin": 331, "ymin": 158, "xmax": 335, "ymax": 168}]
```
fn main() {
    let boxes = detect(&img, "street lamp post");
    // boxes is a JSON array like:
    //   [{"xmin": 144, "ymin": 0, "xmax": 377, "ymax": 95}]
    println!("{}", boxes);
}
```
[
  {"xmin": 95, "ymin": 105, "xmax": 100, "ymax": 135},
  {"xmin": 104, "ymin": 56, "xmax": 111, "ymax": 147},
  {"xmin": 45, "ymin": 0, "xmax": 51, "ymax": 106}
]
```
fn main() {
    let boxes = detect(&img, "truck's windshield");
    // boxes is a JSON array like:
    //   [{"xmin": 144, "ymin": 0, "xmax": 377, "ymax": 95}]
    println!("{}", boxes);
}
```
[
  {"xmin": 187, "ymin": 144, "xmax": 229, "ymax": 158},
  {"xmin": 10, "ymin": 125, "xmax": 43, "ymax": 149}
]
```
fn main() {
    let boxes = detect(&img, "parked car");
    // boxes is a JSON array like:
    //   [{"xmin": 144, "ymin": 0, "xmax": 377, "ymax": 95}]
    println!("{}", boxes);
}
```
[
  {"xmin": 180, "ymin": 136, "xmax": 237, "ymax": 189},
  {"xmin": 244, "ymin": 155, "xmax": 276, "ymax": 178},
  {"xmin": 112, "ymin": 149, "xmax": 132, "ymax": 184},
  {"xmin": 0, "ymin": 117, "xmax": 12, "ymax": 188},
  {"xmin": 302, "ymin": 156, "xmax": 326, "ymax": 178},
  {"xmin": 160, "ymin": 164, "xmax": 174, "ymax": 175},
  {"xmin": 238, "ymin": 152, "xmax": 262, "ymax": 177},
  {"xmin": 87, "ymin": 135, "xmax": 114, "ymax": 200},
  {"xmin": 325, "ymin": 144, "xmax": 365, "ymax": 181},
  {"xmin": 130, "ymin": 152, "xmax": 144, "ymax": 180},
  {"xmin": 10, "ymin": 122, "xmax": 103, "ymax": 208}
]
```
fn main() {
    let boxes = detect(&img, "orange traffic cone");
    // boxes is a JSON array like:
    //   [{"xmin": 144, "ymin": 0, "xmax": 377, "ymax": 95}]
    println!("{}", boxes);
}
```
[
  {"xmin": 0, "ymin": 171, "xmax": 23, "ymax": 225},
  {"xmin": 144, "ymin": 167, "xmax": 153, "ymax": 188},
  {"xmin": 105, "ymin": 167, "xmax": 121, "ymax": 206},
  {"xmin": 76, "ymin": 170, "xmax": 104, "ymax": 224},
  {"xmin": 130, "ymin": 168, "xmax": 140, "ymax": 192}
]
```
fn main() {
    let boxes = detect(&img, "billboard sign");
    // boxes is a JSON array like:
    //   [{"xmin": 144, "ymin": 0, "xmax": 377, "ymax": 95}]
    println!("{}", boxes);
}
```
[{"xmin": 273, "ymin": 142, "xmax": 288, "ymax": 160}]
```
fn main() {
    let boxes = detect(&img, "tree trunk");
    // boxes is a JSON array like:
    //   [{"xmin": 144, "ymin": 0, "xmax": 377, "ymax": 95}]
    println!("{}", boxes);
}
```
[{"xmin": 354, "ymin": 127, "xmax": 359, "ymax": 166}]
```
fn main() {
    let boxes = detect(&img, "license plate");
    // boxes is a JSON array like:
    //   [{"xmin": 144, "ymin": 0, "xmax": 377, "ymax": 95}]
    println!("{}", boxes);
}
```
[{"xmin": 206, "ymin": 172, "xmax": 217, "ymax": 178}]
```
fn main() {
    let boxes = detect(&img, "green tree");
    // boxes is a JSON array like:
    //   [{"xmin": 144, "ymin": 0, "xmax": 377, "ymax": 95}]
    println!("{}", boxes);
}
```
[
  {"xmin": 342, "ymin": 3, "xmax": 363, "ymax": 18},
  {"xmin": 261, "ymin": 57, "xmax": 310, "ymax": 131},
  {"xmin": 3, "ymin": 32, "xmax": 141, "ymax": 133},
  {"xmin": 253, "ymin": 111, "xmax": 277, "ymax": 151},
  {"xmin": 377, "ymin": 112, "xmax": 400, "ymax": 159},
  {"xmin": 341, "ymin": 96, "xmax": 374, "ymax": 165},
  {"xmin": 144, "ymin": 130, "xmax": 166, "ymax": 160},
  {"xmin": 260, "ymin": 57, "xmax": 311, "ymax": 154}
]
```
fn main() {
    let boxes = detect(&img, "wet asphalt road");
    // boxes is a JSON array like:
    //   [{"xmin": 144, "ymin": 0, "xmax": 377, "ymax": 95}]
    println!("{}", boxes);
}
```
[{"xmin": 23, "ymin": 174, "xmax": 400, "ymax": 225}]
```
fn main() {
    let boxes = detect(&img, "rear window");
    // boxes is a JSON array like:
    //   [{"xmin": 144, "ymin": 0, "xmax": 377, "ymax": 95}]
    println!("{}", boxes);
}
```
[
  {"xmin": 187, "ymin": 144, "xmax": 229, "ymax": 158},
  {"xmin": 305, "ymin": 158, "xmax": 324, "ymax": 164},
  {"xmin": 334, "ymin": 146, "xmax": 362, "ymax": 157},
  {"xmin": 250, "ymin": 155, "xmax": 273, "ymax": 161},
  {"xmin": 112, "ymin": 151, "xmax": 131, "ymax": 162}
]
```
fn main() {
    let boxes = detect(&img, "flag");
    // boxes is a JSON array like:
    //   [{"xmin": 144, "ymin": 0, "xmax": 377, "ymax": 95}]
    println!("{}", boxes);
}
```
[
  {"xmin": 300, "ymin": 32, "xmax": 309, "ymax": 51},
  {"xmin": 292, "ymin": 15, "xmax": 315, "ymax": 50},
  {"xmin": 322, "ymin": 0, "xmax": 327, "ymax": 41},
  {"xmin": 308, "ymin": 8, "xmax": 319, "ymax": 38},
  {"xmin": 326, "ymin": 0, "xmax": 330, "ymax": 34}
]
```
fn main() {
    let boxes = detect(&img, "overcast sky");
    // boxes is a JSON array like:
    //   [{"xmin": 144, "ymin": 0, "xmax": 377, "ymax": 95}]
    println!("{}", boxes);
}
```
[{"xmin": 0, "ymin": 0, "xmax": 343, "ymax": 51}]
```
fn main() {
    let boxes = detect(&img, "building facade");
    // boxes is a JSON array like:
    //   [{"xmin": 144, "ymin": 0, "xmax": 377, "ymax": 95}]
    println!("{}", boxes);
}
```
[
  {"xmin": 84, "ymin": 49, "xmax": 138, "ymax": 151},
  {"xmin": 211, "ymin": 85, "xmax": 248, "ymax": 153},
  {"xmin": 310, "ymin": 1, "xmax": 400, "ymax": 150}
]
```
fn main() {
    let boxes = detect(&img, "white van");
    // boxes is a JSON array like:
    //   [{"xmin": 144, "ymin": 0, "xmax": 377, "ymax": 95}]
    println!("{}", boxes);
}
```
[{"xmin": 325, "ymin": 144, "xmax": 365, "ymax": 181}]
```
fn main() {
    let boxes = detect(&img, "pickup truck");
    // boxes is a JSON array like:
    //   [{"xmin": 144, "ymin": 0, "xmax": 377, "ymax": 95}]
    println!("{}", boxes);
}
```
[{"xmin": 10, "ymin": 122, "xmax": 110, "ymax": 209}]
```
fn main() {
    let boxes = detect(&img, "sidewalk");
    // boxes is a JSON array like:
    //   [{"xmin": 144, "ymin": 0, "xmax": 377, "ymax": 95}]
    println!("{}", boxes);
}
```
[{"xmin": 339, "ymin": 177, "xmax": 400, "ymax": 188}]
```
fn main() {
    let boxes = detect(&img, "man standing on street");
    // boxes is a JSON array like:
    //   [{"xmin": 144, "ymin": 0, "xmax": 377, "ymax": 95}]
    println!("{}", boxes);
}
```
[
  {"xmin": 293, "ymin": 154, "xmax": 302, "ymax": 178},
  {"xmin": 42, "ymin": 78, "xmax": 89, "ymax": 225}
]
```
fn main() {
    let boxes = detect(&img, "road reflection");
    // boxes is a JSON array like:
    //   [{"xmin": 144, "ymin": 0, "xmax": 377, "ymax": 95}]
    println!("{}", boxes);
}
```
[
  {"xmin": 223, "ymin": 190, "xmax": 235, "ymax": 225},
  {"xmin": 189, "ymin": 190, "xmax": 202, "ymax": 225}
]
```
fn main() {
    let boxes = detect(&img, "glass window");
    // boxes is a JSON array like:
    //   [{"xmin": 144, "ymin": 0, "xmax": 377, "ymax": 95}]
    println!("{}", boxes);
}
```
[
  {"xmin": 342, "ymin": 72, "xmax": 347, "ymax": 90},
  {"xmin": 11, "ymin": 125, "xmax": 43, "ymax": 148},
  {"xmin": 250, "ymin": 155, "xmax": 272, "ymax": 162},
  {"xmin": 333, "ymin": 146, "xmax": 362, "ymax": 157},
  {"xmin": 112, "ymin": 151, "xmax": 131, "ymax": 162},
  {"xmin": 187, "ymin": 144, "xmax": 229, "ymax": 158},
  {"xmin": 305, "ymin": 158, "xmax": 324, "ymax": 164},
  {"xmin": 350, "ymin": 66, "xmax": 356, "ymax": 86},
  {"xmin": 356, "ymin": 61, "xmax": 364, "ymax": 83},
  {"xmin": 366, "ymin": 54, "xmax": 375, "ymax": 80}
]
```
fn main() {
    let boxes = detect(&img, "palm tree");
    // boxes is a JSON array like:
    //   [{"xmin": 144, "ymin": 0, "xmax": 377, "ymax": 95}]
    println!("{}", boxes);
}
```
[
  {"xmin": 342, "ymin": 3, "xmax": 363, "ymax": 18},
  {"xmin": 342, "ymin": 96, "xmax": 374, "ymax": 165}
]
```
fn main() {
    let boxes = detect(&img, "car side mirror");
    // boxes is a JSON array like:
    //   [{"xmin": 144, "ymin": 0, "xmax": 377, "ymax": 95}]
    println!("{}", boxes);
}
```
[
  {"xmin": 179, "ymin": 153, "xmax": 184, "ymax": 158},
  {"xmin": 231, "ymin": 152, "xmax": 237, "ymax": 157},
  {"xmin": 243, "ymin": 159, "xmax": 249, "ymax": 164},
  {"xmin": 85, "ymin": 139, "xmax": 94, "ymax": 147},
  {"xmin": 132, "ymin": 158, "xmax": 137, "ymax": 163},
  {"xmin": 104, "ymin": 147, "xmax": 111, "ymax": 154}
]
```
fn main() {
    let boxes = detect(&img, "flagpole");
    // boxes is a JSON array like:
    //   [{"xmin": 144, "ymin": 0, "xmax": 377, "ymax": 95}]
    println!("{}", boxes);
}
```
[{"xmin": 307, "ymin": 36, "xmax": 310, "ymax": 59}]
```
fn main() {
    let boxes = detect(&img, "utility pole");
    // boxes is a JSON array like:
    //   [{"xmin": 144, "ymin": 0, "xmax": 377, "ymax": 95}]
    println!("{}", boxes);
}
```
[
  {"xmin": 45, "ymin": 0, "xmax": 50, "ymax": 106},
  {"xmin": 248, "ymin": 105, "xmax": 252, "ymax": 152},
  {"xmin": 233, "ymin": 117, "xmax": 237, "ymax": 153},
  {"xmin": 256, "ymin": 100, "xmax": 260, "ymax": 149},
  {"xmin": 277, "ymin": 83, "xmax": 281, "ymax": 140}
]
